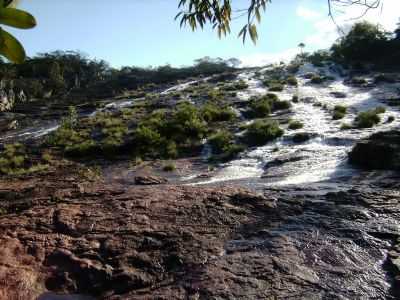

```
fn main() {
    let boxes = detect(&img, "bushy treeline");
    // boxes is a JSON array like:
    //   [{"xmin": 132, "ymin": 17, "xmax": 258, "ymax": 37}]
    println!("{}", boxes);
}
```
[
  {"xmin": 331, "ymin": 21, "xmax": 400, "ymax": 68},
  {"xmin": 0, "ymin": 53, "xmax": 236, "ymax": 100}
]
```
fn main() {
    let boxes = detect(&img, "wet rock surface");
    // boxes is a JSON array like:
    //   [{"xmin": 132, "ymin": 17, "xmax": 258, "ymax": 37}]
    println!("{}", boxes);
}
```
[
  {"xmin": 0, "ymin": 172, "xmax": 400, "ymax": 299},
  {"xmin": 349, "ymin": 130, "xmax": 400, "ymax": 170}
]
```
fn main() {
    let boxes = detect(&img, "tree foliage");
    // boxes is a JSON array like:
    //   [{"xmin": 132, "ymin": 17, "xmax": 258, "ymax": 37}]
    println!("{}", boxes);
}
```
[{"xmin": 331, "ymin": 21, "xmax": 400, "ymax": 67}]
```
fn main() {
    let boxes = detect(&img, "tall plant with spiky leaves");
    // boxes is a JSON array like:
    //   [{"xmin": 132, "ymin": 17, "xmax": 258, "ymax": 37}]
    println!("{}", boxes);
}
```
[{"xmin": 0, "ymin": 0, "xmax": 36, "ymax": 63}]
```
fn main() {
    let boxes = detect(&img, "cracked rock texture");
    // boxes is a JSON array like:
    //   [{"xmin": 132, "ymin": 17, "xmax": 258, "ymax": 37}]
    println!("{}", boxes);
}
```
[{"xmin": 0, "ymin": 173, "xmax": 399, "ymax": 299}]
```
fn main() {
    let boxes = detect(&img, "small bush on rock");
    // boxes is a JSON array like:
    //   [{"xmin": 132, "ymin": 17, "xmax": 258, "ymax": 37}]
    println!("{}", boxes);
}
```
[
  {"xmin": 288, "ymin": 120, "xmax": 304, "ymax": 130},
  {"xmin": 243, "ymin": 120, "xmax": 284, "ymax": 146},
  {"xmin": 354, "ymin": 110, "xmax": 381, "ymax": 128}
]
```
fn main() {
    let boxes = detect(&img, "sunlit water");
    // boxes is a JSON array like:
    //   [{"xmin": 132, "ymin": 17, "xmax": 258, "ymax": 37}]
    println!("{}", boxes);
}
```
[{"xmin": 191, "ymin": 63, "xmax": 400, "ymax": 186}]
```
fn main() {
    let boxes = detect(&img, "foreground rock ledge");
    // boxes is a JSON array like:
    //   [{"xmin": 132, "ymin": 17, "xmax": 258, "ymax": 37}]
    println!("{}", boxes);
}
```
[{"xmin": 0, "ymin": 183, "xmax": 276, "ymax": 299}]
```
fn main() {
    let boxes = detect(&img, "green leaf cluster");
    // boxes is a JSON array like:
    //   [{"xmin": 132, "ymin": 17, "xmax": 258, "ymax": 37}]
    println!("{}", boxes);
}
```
[{"xmin": 0, "ymin": 0, "xmax": 36, "ymax": 63}]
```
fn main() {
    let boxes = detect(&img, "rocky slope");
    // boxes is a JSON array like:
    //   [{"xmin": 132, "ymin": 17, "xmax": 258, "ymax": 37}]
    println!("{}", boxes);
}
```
[{"xmin": 0, "ymin": 169, "xmax": 400, "ymax": 299}]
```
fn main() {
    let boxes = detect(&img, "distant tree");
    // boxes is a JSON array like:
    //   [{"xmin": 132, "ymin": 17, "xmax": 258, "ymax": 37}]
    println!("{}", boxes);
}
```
[
  {"xmin": 227, "ymin": 58, "xmax": 241, "ymax": 68},
  {"xmin": 48, "ymin": 61, "xmax": 65, "ymax": 90},
  {"xmin": 331, "ymin": 21, "xmax": 392, "ymax": 65},
  {"xmin": 298, "ymin": 43, "xmax": 305, "ymax": 54},
  {"xmin": 395, "ymin": 21, "xmax": 400, "ymax": 40}
]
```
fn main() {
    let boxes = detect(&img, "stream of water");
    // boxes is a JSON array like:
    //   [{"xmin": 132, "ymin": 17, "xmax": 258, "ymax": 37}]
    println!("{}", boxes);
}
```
[
  {"xmin": 191, "ymin": 63, "xmax": 400, "ymax": 186},
  {"xmin": 2, "ymin": 64, "xmax": 400, "ymax": 188}
]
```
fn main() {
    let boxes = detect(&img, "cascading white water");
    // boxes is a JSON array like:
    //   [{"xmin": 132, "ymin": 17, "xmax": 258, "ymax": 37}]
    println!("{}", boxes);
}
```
[{"xmin": 193, "ymin": 63, "xmax": 400, "ymax": 186}]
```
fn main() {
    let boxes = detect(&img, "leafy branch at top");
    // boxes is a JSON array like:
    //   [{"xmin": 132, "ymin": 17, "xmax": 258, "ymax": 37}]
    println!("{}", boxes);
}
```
[
  {"xmin": 176, "ymin": 0, "xmax": 271, "ymax": 44},
  {"xmin": 0, "ymin": 0, "xmax": 36, "ymax": 63}
]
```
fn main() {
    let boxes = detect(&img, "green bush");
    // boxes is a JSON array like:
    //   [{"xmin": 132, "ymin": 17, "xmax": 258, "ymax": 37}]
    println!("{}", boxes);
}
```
[
  {"xmin": 208, "ymin": 130, "xmax": 245, "ymax": 161},
  {"xmin": 374, "ymin": 74, "xmax": 396, "ymax": 84},
  {"xmin": 351, "ymin": 77, "xmax": 367, "ymax": 85},
  {"xmin": 163, "ymin": 163, "xmax": 176, "ymax": 172},
  {"xmin": 288, "ymin": 120, "xmax": 304, "ymax": 130},
  {"xmin": 233, "ymin": 80, "xmax": 249, "ymax": 90},
  {"xmin": 292, "ymin": 132, "xmax": 311, "ymax": 143},
  {"xmin": 269, "ymin": 83, "xmax": 284, "ymax": 92},
  {"xmin": 133, "ymin": 103, "xmax": 208, "ymax": 158},
  {"xmin": 0, "ymin": 144, "xmax": 48, "ymax": 175},
  {"xmin": 286, "ymin": 76, "xmax": 298, "ymax": 86},
  {"xmin": 374, "ymin": 106, "xmax": 386, "ymax": 114},
  {"xmin": 340, "ymin": 123, "xmax": 352, "ymax": 130},
  {"xmin": 354, "ymin": 110, "xmax": 381, "ymax": 128},
  {"xmin": 248, "ymin": 93, "xmax": 290, "ymax": 118},
  {"xmin": 243, "ymin": 120, "xmax": 284, "ymax": 146},
  {"xmin": 208, "ymin": 130, "xmax": 234, "ymax": 154},
  {"xmin": 310, "ymin": 75, "xmax": 324, "ymax": 84},
  {"xmin": 201, "ymin": 103, "xmax": 236, "ymax": 122},
  {"xmin": 263, "ymin": 79, "xmax": 285, "ymax": 92},
  {"xmin": 273, "ymin": 100, "xmax": 291, "ymax": 110},
  {"xmin": 333, "ymin": 111, "xmax": 345, "ymax": 120},
  {"xmin": 387, "ymin": 116, "xmax": 395, "ymax": 123},
  {"xmin": 249, "ymin": 97, "xmax": 271, "ymax": 118},
  {"xmin": 331, "ymin": 22, "xmax": 390, "ymax": 66},
  {"xmin": 304, "ymin": 73, "xmax": 314, "ymax": 79},
  {"xmin": 332, "ymin": 105, "xmax": 347, "ymax": 120}
]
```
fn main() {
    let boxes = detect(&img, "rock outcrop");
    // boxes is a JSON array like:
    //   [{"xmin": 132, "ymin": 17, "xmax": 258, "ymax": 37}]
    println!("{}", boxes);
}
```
[
  {"xmin": 0, "ymin": 171, "xmax": 400, "ymax": 299},
  {"xmin": 349, "ymin": 130, "xmax": 400, "ymax": 170}
]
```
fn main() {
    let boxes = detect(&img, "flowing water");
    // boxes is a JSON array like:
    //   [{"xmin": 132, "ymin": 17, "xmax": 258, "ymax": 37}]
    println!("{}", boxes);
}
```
[{"xmin": 190, "ymin": 63, "xmax": 400, "ymax": 187}]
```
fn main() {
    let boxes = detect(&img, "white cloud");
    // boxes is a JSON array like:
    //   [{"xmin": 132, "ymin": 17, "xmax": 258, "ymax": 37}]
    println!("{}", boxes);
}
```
[
  {"xmin": 302, "ymin": 0, "xmax": 400, "ymax": 49},
  {"xmin": 296, "ymin": 6, "xmax": 322, "ymax": 20},
  {"xmin": 240, "ymin": 0, "xmax": 400, "ymax": 67},
  {"xmin": 239, "ymin": 48, "xmax": 299, "ymax": 67}
]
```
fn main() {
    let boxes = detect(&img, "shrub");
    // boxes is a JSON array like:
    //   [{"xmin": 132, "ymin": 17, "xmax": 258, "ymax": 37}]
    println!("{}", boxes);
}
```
[
  {"xmin": 354, "ymin": 110, "xmax": 381, "ymax": 128},
  {"xmin": 208, "ymin": 130, "xmax": 234, "ymax": 154},
  {"xmin": 351, "ymin": 77, "xmax": 367, "ymax": 85},
  {"xmin": 263, "ymin": 78, "xmax": 285, "ymax": 91},
  {"xmin": 332, "ymin": 105, "xmax": 347, "ymax": 120},
  {"xmin": 0, "ymin": 144, "xmax": 26, "ymax": 175},
  {"xmin": 333, "ymin": 111, "xmax": 345, "ymax": 120},
  {"xmin": 166, "ymin": 103, "xmax": 208, "ymax": 143},
  {"xmin": 249, "ymin": 97, "xmax": 271, "ymax": 118},
  {"xmin": 331, "ymin": 22, "xmax": 389, "ymax": 66},
  {"xmin": 292, "ymin": 132, "xmax": 311, "ymax": 143},
  {"xmin": 374, "ymin": 106, "xmax": 386, "ymax": 114},
  {"xmin": 47, "ymin": 125, "xmax": 97, "ymax": 156},
  {"xmin": 163, "ymin": 163, "xmax": 176, "ymax": 172},
  {"xmin": 248, "ymin": 93, "xmax": 290, "ymax": 118},
  {"xmin": 243, "ymin": 119, "xmax": 284, "ymax": 146},
  {"xmin": 0, "ymin": 144, "xmax": 48, "ymax": 175},
  {"xmin": 387, "ymin": 116, "xmax": 395, "ymax": 123},
  {"xmin": 286, "ymin": 63, "xmax": 301, "ymax": 74},
  {"xmin": 201, "ymin": 103, "xmax": 236, "ymax": 122},
  {"xmin": 218, "ymin": 144, "xmax": 245, "ymax": 161},
  {"xmin": 134, "ymin": 124, "xmax": 162, "ymax": 154},
  {"xmin": 304, "ymin": 73, "xmax": 314, "ymax": 79},
  {"xmin": 292, "ymin": 95, "xmax": 299, "ymax": 103},
  {"xmin": 310, "ymin": 75, "xmax": 324, "ymax": 84},
  {"xmin": 340, "ymin": 123, "xmax": 352, "ymax": 130},
  {"xmin": 208, "ymin": 130, "xmax": 245, "ymax": 161},
  {"xmin": 269, "ymin": 83, "xmax": 284, "ymax": 92},
  {"xmin": 233, "ymin": 80, "xmax": 249, "ymax": 90},
  {"xmin": 286, "ymin": 76, "xmax": 298, "ymax": 86},
  {"xmin": 273, "ymin": 100, "xmax": 291, "ymax": 110},
  {"xmin": 288, "ymin": 120, "xmax": 304, "ymax": 130},
  {"xmin": 374, "ymin": 74, "xmax": 396, "ymax": 84}
]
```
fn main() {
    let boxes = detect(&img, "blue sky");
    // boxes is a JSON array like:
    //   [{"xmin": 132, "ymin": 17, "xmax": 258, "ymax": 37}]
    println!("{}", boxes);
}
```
[{"xmin": 7, "ymin": 0, "xmax": 399, "ymax": 68}]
